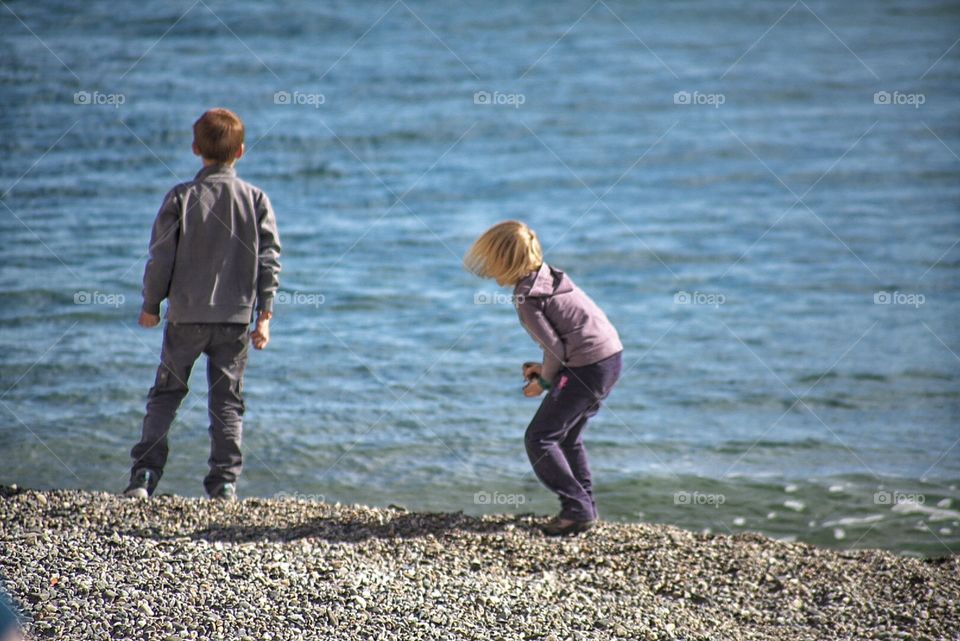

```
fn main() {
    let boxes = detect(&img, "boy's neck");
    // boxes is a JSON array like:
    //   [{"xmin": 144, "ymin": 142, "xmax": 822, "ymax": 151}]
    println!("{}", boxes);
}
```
[{"xmin": 202, "ymin": 158, "xmax": 236, "ymax": 168}]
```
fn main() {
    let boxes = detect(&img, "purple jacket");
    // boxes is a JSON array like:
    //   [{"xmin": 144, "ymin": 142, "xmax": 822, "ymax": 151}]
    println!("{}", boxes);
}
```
[{"xmin": 514, "ymin": 263, "xmax": 623, "ymax": 383}]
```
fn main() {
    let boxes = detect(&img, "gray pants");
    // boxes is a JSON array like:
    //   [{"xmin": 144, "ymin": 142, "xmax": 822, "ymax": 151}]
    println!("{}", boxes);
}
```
[{"xmin": 130, "ymin": 322, "xmax": 249, "ymax": 495}]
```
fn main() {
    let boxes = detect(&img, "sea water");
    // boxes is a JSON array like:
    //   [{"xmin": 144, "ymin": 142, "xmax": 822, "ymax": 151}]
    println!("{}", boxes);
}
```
[{"xmin": 1, "ymin": 0, "xmax": 958, "ymax": 556}]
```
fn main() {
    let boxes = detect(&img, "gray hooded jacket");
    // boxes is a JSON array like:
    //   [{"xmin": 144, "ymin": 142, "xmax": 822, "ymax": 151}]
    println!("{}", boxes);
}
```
[{"xmin": 514, "ymin": 263, "xmax": 623, "ymax": 383}]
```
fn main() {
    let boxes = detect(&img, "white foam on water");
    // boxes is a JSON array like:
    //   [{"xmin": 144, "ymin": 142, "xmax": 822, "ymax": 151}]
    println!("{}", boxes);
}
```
[
  {"xmin": 833, "ymin": 528, "xmax": 846, "ymax": 540},
  {"xmin": 828, "ymin": 484, "xmax": 844, "ymax": 493},
  {"xmin": 936, "ymin": 498, "xmax": 952, "ymax": 508},
  {"xmin": 939, "ymin": 527, "xmax": 952, "ymax": 535},
  {"xmin": 891, "ymin": 501, "xmax": 960, "ymax": 522},
  {"xmin": 784, "ymin": 500, "xmax": 805, "ymax": 512},
  {"xmin": 822, "ymin": 514, "xmax": 885, "ymax": 527},
  {"xmin": 732, "ymin": 517, "xmax": 745, "ymax": 526},
  {"xmin": 784, "ymin": 484, "xmax": 798, "ymax": 493},
  {"xmin": 766, "ymin": 511, "xmax": 777, "ymax": 519}
]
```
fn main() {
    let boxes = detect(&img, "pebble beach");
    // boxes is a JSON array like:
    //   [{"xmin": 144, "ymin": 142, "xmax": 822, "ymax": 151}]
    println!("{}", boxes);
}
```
[{"xmin": 1, "ymin": 486, "xmax": 957, "ymax": 641}]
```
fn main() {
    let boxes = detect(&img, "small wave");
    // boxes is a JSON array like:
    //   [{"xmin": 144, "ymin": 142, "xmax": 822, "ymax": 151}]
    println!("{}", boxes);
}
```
[
  {"xmin": 712, "ymin": 437, "xmax": 833, "ymax": 453},
  {"xmin": 849, "ymin": 372, "xmax": 890, "ymax": 383},
  {"xmin": 285, "ymin": 162, "xmax": 344, "ymax": 179},
  {"xmin": 802, "ymin": 396, "xmax": 860, "ymax": 410},
  {"xmin": 821, "ymin": 514, "xmax": 885, "ymax": 527},
  {"xmin": 798, "ymin": 370, "xmax": 934, "ymax": 386},
  {"xmin": 891, "ymin": 502, "xmax": 960, "ymax": 522},
  {"xmin": 783, "ymin": 500, "xmax": 805, "ymax": 512},
  {"xmin": 901, "ymin": 369, "xmax": 955, "ymax": 382},
  {"xmin": 795, "ymin": 371, "xmax": 838, "ymax": 385}
]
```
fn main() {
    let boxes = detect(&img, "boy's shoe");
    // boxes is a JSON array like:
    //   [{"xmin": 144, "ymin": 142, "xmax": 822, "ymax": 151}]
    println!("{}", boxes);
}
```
[
  {"xmin": 123, "ymin": 469, "xmax": 156, "ymax": 499},
  {"xmin": 541, "ymin": 516, "xmax": 596, "ymax": 537},
  {"xmin": 208, "ymin": 483, "xmax": 237, "ymax": 502}
]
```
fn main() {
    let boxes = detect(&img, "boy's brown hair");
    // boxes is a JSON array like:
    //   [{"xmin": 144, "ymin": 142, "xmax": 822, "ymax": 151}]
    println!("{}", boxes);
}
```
[{"xmin": 193, "ymin": 108, "xmax": 244, "ymax": 163}]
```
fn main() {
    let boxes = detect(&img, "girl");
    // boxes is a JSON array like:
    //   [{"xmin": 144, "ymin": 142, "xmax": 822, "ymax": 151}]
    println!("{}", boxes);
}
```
[{"xmin": 465, "ymin": 221, "xmax": 623, "ymax": 536}]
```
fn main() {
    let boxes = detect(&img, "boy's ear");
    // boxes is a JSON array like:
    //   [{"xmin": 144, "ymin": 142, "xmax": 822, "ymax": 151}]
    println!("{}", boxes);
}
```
[
  {"xmin": 192, "ymin": 141, "xmax": 201, "ymax": 157},
  {"xmin": 235, "ymin": 143, "xmax": 245, "ymax": 161}
]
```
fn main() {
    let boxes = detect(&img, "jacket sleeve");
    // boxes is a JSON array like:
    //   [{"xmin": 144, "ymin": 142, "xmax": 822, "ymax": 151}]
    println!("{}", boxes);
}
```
[
  {"xmin": 255, "ymin": 191, "xmax": 282, "ymax": 313},
  {"xmin": 517, "ymin": 299, "xmax": 565, "ymax": 383},
  {"xmin": 141, "ymin": 189, "xmax": 181, "ymax": 315}
]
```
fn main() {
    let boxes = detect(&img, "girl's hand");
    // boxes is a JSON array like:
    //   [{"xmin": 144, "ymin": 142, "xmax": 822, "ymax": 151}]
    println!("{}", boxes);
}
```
[
  {"xmin": 522, "ymin": 362, "xmax": 542, "ymax": 380},
  {"xmin": 523, "ymin": 379, "xmax": 544, "ymax": 397}
]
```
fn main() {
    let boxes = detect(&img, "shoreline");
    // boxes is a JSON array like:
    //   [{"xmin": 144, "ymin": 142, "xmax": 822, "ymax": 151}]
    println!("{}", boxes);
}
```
[{"xmin": 2, "ymin": 487, "xmax": 957, "ymax": 640}]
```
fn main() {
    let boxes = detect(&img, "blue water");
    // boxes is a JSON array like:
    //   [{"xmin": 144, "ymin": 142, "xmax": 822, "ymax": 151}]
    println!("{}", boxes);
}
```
[{"xmin": 1, "ymin": 0, "xmax": 959, "ymax": 556}]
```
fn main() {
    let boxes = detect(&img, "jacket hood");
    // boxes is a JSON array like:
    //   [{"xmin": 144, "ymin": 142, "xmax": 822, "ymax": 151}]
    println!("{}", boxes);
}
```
[{"xmin": 515, "ymin": 263, "xmax": 574, "ymax": 298}]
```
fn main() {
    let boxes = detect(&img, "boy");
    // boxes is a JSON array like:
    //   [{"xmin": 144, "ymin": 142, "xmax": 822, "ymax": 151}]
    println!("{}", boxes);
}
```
[{"xmin": 124, "ymin": 108, "xmax": 281, "ymax": 501}]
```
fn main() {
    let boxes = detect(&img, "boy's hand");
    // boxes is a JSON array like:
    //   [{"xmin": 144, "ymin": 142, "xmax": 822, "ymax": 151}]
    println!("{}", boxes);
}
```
[
  {"xmin": 138, "ymin": 311, "xmax": 160, "ymax": 328},
  {"xmin": 251, "ymin": 312, "xmax": 271, "ymax": 350},
  {"xmin": 522, "ymin": 362, "xmax": 542, "ymax": 380},
  {"xmin": 523, "ymin": 379, "xmax": 544, "ymax": 397}
]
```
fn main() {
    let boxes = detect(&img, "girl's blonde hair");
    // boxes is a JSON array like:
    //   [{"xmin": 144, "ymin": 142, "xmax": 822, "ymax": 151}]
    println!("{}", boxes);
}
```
[{"xmin": 464, "ymin": 221, "xmax": 543, "ymax": 285}]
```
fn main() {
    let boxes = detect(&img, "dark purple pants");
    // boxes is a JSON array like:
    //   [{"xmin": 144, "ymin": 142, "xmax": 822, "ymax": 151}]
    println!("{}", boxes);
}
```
[{"xmin": 524, "ymin": 352, "xmax": 622, "ymax": 522}]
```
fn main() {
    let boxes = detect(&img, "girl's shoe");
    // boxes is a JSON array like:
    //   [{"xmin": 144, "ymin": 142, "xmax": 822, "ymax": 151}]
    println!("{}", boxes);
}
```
[
  {"xmin": 541, "ymin": 516, "xmax": 596, "ymax": 537},
  {"xmin": 208, "ymin": 483, "xmax": 237, "ymax": 501},
  {"xmin": 122, "ymin": 469, "xmax": 155, "ymax": 499}
]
